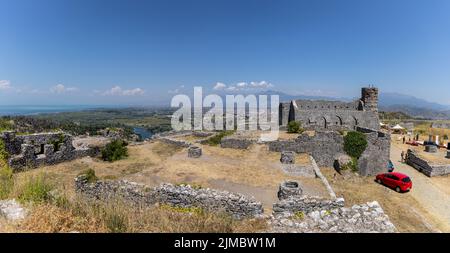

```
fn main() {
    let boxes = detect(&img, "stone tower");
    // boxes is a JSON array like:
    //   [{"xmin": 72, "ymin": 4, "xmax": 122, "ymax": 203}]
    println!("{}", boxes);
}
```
[{"xmin": 361, "ymin": 87, "xmax": 378, "ymax": 113}]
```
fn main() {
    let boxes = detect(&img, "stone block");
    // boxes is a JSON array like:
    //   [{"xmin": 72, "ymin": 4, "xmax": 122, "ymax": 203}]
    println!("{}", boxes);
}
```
[
  {"xmin": 278, "ymin": 181, "xmax": 302, "ymax": 200},
  {"xmin": 425, "ymin": 145, "xmax": 438, "ymax": 153},
  {"xmin": 188, "ymin": 146, "xmax": 202, "ymax": 158},
  {"xmin": 280, "ymin": 151, "xmax": 295, "ymax": 164}
]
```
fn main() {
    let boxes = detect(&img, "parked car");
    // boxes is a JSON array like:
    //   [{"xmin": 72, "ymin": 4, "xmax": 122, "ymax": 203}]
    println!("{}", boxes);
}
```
[{"xmin": 375, "ymin": 172, "xmax": 412, "ymax": 192}]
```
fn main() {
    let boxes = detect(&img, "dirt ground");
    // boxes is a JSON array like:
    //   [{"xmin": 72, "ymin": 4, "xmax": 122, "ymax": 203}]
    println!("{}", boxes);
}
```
[
  {"xmin": 321, "ymin": 167, "xmax": 443, "ymax": 232},
  {"xmin": 15, "ymin": 140, "xmax": 328, "ymax": 212}
]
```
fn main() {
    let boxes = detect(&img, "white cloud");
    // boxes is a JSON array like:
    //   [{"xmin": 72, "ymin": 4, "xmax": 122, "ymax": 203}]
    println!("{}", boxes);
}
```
[
  {"xmin": 102, "ymin": 86, "xmax": 145, "ymax": 96},
  {"xmin": 213, "ymin": 82, "xmax": 227, "ymax": 90},
  {"xmin": 123, "ymin": 88, "xmax": 145, "ymax": 96},
  {"xmin": 0, "ymin": 80, "xmax": 12, "ymax": 90},
  {"xmin": 213, "ymin": 81, "xmax": 273, "ymax": 92},
  {"xmin": 50, "ymin": 84, "xmax": 79, "ymax": 94},
  {"xmin": 236, "ymin": 82, "xmax": 248, "ymax": 88},
  {"xmin": 249, "ymin": 81, "xmax": 273, "ymax": 89},
  {"xmin": 168, "ymin": 85, "xmax": 185, "ymax": 94}
]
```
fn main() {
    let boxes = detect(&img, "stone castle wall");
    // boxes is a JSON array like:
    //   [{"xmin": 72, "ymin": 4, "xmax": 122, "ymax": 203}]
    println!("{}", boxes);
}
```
[
  {"xmin": 406, "ymin": 149, "xmax": 450, "ymax": 177},
  {"xmin": 75, "ymin": 176, "xmax": 264, "ymax": 219},
  {"xmin": 279, "ymin": 87, "xmax": 380, "ymax": 131},
  {"xmin": 1, "ymin": 131, "xmax": 100, "ymax": 171},
  {"xmin": 268, "ymin": 128, "xmax": 390, "ymax": 176}
]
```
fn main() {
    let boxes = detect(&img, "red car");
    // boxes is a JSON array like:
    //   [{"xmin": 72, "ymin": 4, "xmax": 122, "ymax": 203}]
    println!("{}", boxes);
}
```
[{"xmin": 376, "ymin": 172, "xmax": 412, "ymax": 192}]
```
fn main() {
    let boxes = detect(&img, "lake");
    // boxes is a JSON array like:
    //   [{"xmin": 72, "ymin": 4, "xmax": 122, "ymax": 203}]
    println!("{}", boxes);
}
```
[{"xmin": 133, "ymin": 127, "xmax": 153, "ymax": 140}]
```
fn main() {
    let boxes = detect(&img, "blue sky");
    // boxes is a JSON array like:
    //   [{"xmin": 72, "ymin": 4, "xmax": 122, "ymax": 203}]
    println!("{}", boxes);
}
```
[{"xmin": 1, "ymin": 0, "xmax": 450, "ymax": 106}]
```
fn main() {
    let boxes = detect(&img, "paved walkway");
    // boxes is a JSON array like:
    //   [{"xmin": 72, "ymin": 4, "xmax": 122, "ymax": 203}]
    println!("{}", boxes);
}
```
[{"xmin": 391, "ymin": 144, "xmax": 450, "ymax": 232}]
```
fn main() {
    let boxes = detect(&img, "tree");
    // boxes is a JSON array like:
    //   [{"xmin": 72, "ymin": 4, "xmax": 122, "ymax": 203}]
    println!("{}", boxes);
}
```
[
  {"xmin": 343, "ymin": 131, "xmax": 368, "ymax": 159},
  {"xmin": 101, "ymin": 140, "xmax": 129, "ymax": 162},
  {"xmin": 287, "ymin": 121, "xmax": 304, "ymax": 134}
]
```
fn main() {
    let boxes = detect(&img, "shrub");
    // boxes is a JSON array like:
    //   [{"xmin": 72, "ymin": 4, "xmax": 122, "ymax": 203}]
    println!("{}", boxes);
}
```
[
  {"xmin": 18, "ymin": 174, "xmax": 54, "ymax": 203},
  {"xmin": 0, "ymin": 140, "xmax": 13, "ymax": 199},
  {"xmin": 205, "ymin": 131, "xmax": 235, "ymax": 146},
  {"xmin": 101, "ymin": 140, "xmax": 128, "ymax": 162},
  {"xmin": 343, "ymin": 131, "xmax": 368, "ymax": 159},
  {"xmin": 105, "ymin": 211, "xmax": 128, "ymax": 233},
  {"xmin": 78, "ymin": 168, "xmax": 98, "ymax": 183},
  {"xmin": 0, "ymin": 165, "xmax": 13, "ymax": 200},
  {"xmin": 287, "ymin": 121, "xmax": 304, "ymax": 133},
  {"xmin": 341, "ymin": 157, "xmax": 358, "ymax": 172}
]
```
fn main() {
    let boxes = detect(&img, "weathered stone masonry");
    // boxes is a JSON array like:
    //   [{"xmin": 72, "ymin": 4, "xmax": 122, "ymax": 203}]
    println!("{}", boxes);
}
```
[
  {"xmin": 0, "ymin": 131, "xmax": 100, "ymax": 171},
  {"xmin": 406, "ymin": 149, "xmax": 450, "ymax": 177},
  {"xmin": 279, "ymin": 87, "xmax": 380, "ymax": 131},
  {"xmin": 267, "ymin": 127, "xmax": 390, "ymax": 176},
  {"xmin": 75, "ymin": 176, "xmax": 264, "ymax": 219}
]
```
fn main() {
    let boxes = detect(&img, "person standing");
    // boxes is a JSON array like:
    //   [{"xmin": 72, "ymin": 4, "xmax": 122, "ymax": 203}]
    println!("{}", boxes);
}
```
[{"xmin": 401, "ymin": 151, "xmax": 405, "ymax": 162}]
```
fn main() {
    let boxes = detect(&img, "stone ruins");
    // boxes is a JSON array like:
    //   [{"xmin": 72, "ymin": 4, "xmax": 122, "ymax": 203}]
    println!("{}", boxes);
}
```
[
  {"xmin": 279, "ymin": 87, "xmax": 380, "ymax": 130},
  {"xmin": 0, "ymin": 131, "xmax": 100, "ymax": 171}
]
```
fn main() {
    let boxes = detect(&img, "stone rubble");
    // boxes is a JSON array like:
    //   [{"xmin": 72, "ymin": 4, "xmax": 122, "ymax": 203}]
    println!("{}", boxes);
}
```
[
  {"xmin": 0, "ymin": 199, "xmax": 27, "ymax": 221},
  {"xmin": 269, "ymin": 201, "xmax": 396, "ymax": 233}
]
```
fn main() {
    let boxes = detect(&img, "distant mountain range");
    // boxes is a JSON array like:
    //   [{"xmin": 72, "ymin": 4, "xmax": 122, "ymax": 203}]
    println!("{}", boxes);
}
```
[
  {"xmin": 254, "ymin": 90, "xmax": 450, "ymax": 120},
  {"xmin": 167, "ymin": 89, "xmax": 450, "ymax": 120}
]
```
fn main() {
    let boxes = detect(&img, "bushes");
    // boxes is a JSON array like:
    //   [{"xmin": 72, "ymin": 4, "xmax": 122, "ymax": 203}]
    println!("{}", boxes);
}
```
[
  {"xmin": 0, "ymin": 165, "xmax": 13, "ymax": 200},
  {"xmin": 287, "ymin": 121, "xmax": 304, "ymax": 134},
  {"xmin": 343, "ymin": 131, "xmax": 368, "ymax": 159},
  {"xmin": 101, "ymin": 140, "xmax": 129, "ymax": 162},
  {"xmin": 204, "ymin": 131, "xmax": 235, "ymax": 146},
  {"xmin": 78, "ymin": 168, "xmax": 98, "ymax": 183},
  {"xmin": 341, "ymin": 157, "xmax": 358, "ymax": 172},
  {"xmin": 0, "ymin": 139, "xmax": 13, "ymax": 199},
  {"xmin": 17, "ymin": 174, "xmax": 54, "ymax": 203}
]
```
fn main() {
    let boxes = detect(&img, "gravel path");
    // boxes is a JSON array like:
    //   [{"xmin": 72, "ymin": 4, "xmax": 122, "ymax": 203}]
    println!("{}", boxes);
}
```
[{"xmin": 391, "ymin": 144, "xmax": 450, "ymax": 232}]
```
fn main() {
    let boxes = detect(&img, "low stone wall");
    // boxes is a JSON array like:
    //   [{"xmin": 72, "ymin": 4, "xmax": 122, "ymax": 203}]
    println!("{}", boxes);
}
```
[
  {"xmin": 1, "ymin": 131, "xmax": 101, "ymax": 171},
  {"xmin": 406, "ymin": 149, "xmax": 450, "ymax": 177},
  {"xmin": 431, "ymin": 122, "xmax": 450, "ymax": 129},
  {"xmin": 158, "ymin": 137, "xmax": 191, "ymax": 148},
  {"xmin": 74, "ymin": 176, "xmax": 264, "ymax": 219},
  {"xmin": 269, "ymin": 201, "xmax": 396, "ymax": 233},
  {"xmin": 220, "ymin": 137, "xmax": 255, "ymax": 149},
  {"xmin": 272, "ymin": 196, "xmax": 345, "ymax": 215}
]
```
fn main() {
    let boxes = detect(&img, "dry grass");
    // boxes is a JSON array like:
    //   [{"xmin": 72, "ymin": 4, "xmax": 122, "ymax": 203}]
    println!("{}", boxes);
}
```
[
  {"xmin": 17, "ymin": 197, "xmax": 268, "ymax": 233},
  {"xmin": 321, "ymin": 167, "xmax": 441, "ymax": 232}
]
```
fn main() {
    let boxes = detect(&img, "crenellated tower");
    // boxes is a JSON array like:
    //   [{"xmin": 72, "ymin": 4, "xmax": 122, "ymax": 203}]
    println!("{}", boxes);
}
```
[{"xmin": 361, "ymin": 86, "xmax": 378, "ymax": 113}]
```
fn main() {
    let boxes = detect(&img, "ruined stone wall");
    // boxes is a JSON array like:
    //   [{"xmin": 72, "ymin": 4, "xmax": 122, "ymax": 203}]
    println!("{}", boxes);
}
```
[
  {"xmin": 268, "ymin": 128, "xmax": 390, "ymax": 176},
  {"xmin": 269, "ymin": 201, "xmax": 396, "ymax": 233},
  {"xmin": 268, "ymin": 131, "xmax": 344, "ymax": 167},
  {"xmin": 431, "ymin": 122, "xmax": 450, "ymax": 129},
  {"xmin": 0, "ymin": 131, "xmax": 100, "ymax": 171},
  {"xmin": 158, "ymin": 137, "xmax": 191, "ymax": 148},
  {"xmin": 272, "ymin": 196, "xmax": 345, "ymax": 215},
  {"xmin": 278, "ymin": 102, "xmax": 291, "ymax": 126},
  {"xmin": 291, "ymin": 108, "xmax": 379, "ymax": 131},
  {"xmin": 75, "ymin": 176, "xmax": 264, "ymax": 219},
  {"xmin": 357, "ymin": 127, "xmax": 391, "ymax": 176},
  {"xmin": 406, "ymin": 149, "xmax": 450, "ymax": 177},
  {"xmin": 279, "ymin": 87, "xmax": 380, "ymax": 131},
  {"xmin": 220, "ymin": 136, "xmax": 255, "ymax": 149}
]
